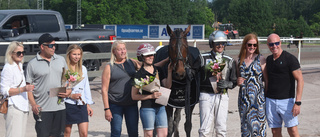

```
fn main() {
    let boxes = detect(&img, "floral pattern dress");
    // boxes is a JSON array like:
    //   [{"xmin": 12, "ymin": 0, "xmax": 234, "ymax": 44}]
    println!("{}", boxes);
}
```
[{"xmin": 238, "ymin": 54, "xmax": 267, "ymax": 137}]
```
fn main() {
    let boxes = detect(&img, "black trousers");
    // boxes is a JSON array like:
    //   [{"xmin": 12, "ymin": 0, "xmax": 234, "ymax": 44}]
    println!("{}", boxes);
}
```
[{"xmin": 33, "ymin": 109, "xmax": 66, "ymax": 137}]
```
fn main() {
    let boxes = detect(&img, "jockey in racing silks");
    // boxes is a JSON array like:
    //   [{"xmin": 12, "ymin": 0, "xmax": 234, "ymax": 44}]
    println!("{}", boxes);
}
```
[{"xmin": 198, "ymin": 31, "xmax": 237, "ymax": 137}]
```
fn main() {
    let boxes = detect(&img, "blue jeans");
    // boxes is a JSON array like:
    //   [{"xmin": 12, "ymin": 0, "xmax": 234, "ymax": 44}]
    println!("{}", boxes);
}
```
[{"xmin": 109, "ymin": 103, "xmax": 139, "ymax": 137}]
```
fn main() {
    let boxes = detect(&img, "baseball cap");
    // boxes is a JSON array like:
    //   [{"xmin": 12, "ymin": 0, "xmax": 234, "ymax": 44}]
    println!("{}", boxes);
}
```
[{"xmin": 38, "ymin": 33, "xmax": 59, "ymax": 46}]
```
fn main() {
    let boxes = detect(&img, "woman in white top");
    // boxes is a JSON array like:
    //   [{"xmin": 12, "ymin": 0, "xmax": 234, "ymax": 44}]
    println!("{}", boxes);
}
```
[
  {"xmin": 0, "ymin": 41, "xmax": 34, "ymax": 137},
  {"xmin": 64, "ymin": 44, "xmax": 94, "ymax": 137}
]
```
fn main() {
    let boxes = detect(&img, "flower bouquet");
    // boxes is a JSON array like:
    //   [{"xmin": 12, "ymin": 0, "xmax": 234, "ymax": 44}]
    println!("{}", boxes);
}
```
[
  {"xmin": 134, "ymin": 76, "xmax": 160, "ymax": 93},
  {"xmin": 205, "ymin": 59, "xmax": 226, "ymax": 78},
  {"xmin": 134, "ymin": 75, "xmax": 171, "ymax": 106},
  {"xmin": 56, "ymin": 69, "xmax": 84, "ymax": 104},
  {"xmin": 64, "ymin": 70, "xmax": 84, "ymax": 88},
  {"xmin": 205, "ymin": 59, "xmax": 227, "ymax": 94}
]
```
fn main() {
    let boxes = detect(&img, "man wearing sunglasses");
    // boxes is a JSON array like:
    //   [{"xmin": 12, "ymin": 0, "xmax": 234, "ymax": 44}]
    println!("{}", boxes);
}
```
[
  {"xmin": 198, "ymin": 31, "xmax": 237, "ymax": 137},
  {"xmin": 266, "ymin": 33, "xmax": 304, "ymax": 137},
  {"xmin": 26, "ymin": 33, "xmax": 71, "ymax": 137}
]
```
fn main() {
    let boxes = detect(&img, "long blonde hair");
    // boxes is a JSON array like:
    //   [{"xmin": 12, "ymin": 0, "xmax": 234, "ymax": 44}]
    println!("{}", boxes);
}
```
[
  {"xmin": 5, "ymin": 41, "xmax": 24, "ymax": 64},
  {"xmin": 66, "ymin": 44, "xmax": 83, "ymax": 76},
  {"xmin": 109, "ymin": 40, "xmax": 128, "ymax": 66},
  {"xmin": 238, "ymin": 33, "xmax": 260, "ymax": 66}
]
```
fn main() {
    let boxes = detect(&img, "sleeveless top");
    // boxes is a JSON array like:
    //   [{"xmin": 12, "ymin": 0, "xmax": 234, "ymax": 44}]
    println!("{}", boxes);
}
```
[{"xmin": 108, "ymin": 59, "xmax": 137, "ymax": 106}]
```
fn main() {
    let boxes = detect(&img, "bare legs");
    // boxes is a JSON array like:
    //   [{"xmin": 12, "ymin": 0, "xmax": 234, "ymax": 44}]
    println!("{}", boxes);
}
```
[
  {"xmin": 64, "ymin": 122, "xmax": 89, "ymax": 137},
  {"xmin": 144, "ymin": 128, "xmax": 168, "ymax": 137},
  {"xmin": 271, "ymin": 126, "xmax": 300, "ymax": 137}
]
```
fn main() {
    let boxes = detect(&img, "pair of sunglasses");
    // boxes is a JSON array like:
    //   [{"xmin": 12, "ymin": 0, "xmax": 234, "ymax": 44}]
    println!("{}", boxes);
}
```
[
  {"xmin": 214, "ymin": 42, "xmax": 227, "ymax": 46},
  {"xmin": 247, "ymin": 43, "xmax": 257, "ymax": 47},
  {"xmin": 43, "ymin": 44, "xmax": 57, "ymax": 48},
  {"xmin": 12, "ymin": 51, "xmax": 26, "ymax": 56},
  {"xmin": 268, "ymin": 42, "xmax": 280, "ymax": 47}
]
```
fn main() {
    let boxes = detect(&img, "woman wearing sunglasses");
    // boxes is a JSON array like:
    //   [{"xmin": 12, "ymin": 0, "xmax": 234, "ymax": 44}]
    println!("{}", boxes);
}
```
[
  {"xmin": 0, "ymin": 41, "xmax": 34, "ymax": 137},
  {"xmin": 64, "ymin": 44, "xmax": 94, "ymax": 137},
  {"xmin": 237, "ymin": 33, "xmax": 268, "ymax": 136}
]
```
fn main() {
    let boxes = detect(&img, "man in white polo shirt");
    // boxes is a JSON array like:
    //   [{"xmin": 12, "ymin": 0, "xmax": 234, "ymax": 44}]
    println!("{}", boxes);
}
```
[{"xmin": 26, "ymin": 33, "xmax": 71, "ymax": 137}]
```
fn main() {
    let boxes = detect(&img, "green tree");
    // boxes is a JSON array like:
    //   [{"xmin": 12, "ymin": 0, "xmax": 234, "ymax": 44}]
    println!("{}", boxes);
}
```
[
  {"xmin": 145, "ymin": 0, "xmax": 173, "ymax": 24},
  {"xmin": 187, "ymin": 0, "xmax": 215, "ymax": 37},
  {"xmin": 0, "ymin": 0, "xmax": 30, "ymax": 9},
  {"xmin": 169, "ymin": 0, "xmax": 190, "ymax": 24},
  {"xmin": 82, "ymin": 0, "xmax": 149, "ymax": 24},
  {"xmin": 146, "ymin": 0, "xmax": 190, "ymax": 24},
  {"xmin": 293, "ymin": 0, "xmax": 315, "ymax": 22},
  {"xmin": 210, "ymin": 0, "xmax": 231, "ymax": 22},
  {"xmin": 270, "ymin": 0, "xmax": 294, "ymax": 19},
  {"xmin": 293, "ymin": 16, "xmax": 313, "ymax": 37},
  {"xmin": 310, "ymin": 12, "xmax": 320, "ymax": 36},
  {"xmin": 273, "ymin": 17, "xmax": 291, "ymax": 36},
  {"xmin": 228, "ymin": 0, "xmax": 273, "ymax": 36},
  {"xmin": 46, "ymin": 0, "xmax": 77, "ymax": 24}
]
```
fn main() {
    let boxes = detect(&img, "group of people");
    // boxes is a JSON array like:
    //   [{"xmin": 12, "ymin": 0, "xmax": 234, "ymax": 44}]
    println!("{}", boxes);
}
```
[
  {"xmin": 199, "ymin": 31, "xmax": 304, "ymax": 137},
  {"xmin": 0, "ymin": 31, "xmax": 304, "ymax": 137},
  {"xmin": 102, "ymin": 41, "xmax": 169, "ymax": 137},
  {"xmin": 1, "ymin": 33, "xmax": 94, "ymax": 137}
]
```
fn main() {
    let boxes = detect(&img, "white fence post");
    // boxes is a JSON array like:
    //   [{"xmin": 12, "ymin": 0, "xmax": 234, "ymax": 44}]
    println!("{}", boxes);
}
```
[{"xmin": 298, "ymin": 40, "xmax": 301, "ymax": 63}]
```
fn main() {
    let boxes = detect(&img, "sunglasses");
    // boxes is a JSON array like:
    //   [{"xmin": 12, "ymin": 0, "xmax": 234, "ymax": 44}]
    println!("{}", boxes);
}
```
[
  {"xmin": 43, "ymin": 44, "xmax": 57, "ymax": 48},
  {"xmin": 247, "ymin": 43, "xmax": 257, "ymax": 47},
  {"xmin": 214, "ymin": 42, "xmax": 227, "ymax": 46},
  {"xmin": 268, "ymin": 42, "xmax": 280, "ymax": 47},
  {"xmin": 12, "ymin": 51, "xmax": 26, "ymax": 56}
]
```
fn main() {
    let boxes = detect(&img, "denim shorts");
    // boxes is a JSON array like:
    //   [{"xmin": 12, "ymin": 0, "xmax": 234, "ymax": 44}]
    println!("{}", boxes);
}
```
[
  {"xmin": 140, "ymin": 106, "xmax": 168, "ymax": 130},
  {"xmin": 266, "ymin": 97, "xmax": 299, "ymax": 128}
]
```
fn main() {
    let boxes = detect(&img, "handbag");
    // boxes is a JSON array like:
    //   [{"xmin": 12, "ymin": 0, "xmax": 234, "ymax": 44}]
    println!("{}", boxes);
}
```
[
  {"xmin": 0, "ymin": 80, "xmax": 23, "ymax": 114},
  {"xmin": 0, "ymin": 98, "xmax": 8, "ymax": 114}
]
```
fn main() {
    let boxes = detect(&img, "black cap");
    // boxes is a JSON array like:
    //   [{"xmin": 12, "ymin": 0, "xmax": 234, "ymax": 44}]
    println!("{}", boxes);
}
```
[{"xmin": 38, "ymin": 33, "xmax": 58, "ymax": 46}]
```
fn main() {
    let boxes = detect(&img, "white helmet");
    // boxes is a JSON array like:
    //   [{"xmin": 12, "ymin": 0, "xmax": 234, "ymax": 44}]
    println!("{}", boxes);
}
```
[
  {"xmin": 137, "ymin": 43, "xmax": 156, "ymax": 61},
  {"xmin": 209, "ymin": 31, "xmax": 227, "ymax": 48}
]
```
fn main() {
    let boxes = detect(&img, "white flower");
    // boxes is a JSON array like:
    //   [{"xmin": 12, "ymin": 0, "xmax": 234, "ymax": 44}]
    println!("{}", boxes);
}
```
[
  {"xmin": 134, "ymin": 78, "xmax": 143, "ymax": 88},
  {"xmin": 216, "ymin": 53, "xmax": 223, "ymax": 63}
]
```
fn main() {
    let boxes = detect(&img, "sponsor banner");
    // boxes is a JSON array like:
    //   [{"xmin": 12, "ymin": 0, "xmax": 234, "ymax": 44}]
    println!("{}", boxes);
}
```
[
  {"xmin": 149, "ymin": 26, "xmax": 159, "ymax": 38},
  {"xmin": 149, "ymin": 25, "xmax": 204, "ymax": 39},
  {"xmin": 116, "ymin": 25, "xmax": 148, "ymax": 39},
  {"xmin": 65, "ymin": 24, "xmax": 73, "ymax": 29},
  {"xmin": 103, "ymin": 24, "xmax": 204, "ymax": 39},
  {"xmin": 104, "ymin": 25, "xmax": 117, "ymax": 36},
  {"xmin": 192, "ymin": 26, "xmax": 203, "ymax": 39}
]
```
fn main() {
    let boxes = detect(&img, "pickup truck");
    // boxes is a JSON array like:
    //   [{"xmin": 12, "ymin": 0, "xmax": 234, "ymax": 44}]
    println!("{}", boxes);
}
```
[{"xmin": 0, "ymin": 9, "xmax": 115, "ymax": 71}]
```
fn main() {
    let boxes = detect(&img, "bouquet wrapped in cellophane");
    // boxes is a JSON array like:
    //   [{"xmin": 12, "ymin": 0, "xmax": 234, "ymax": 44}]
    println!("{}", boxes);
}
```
[
  {"xmin": 134, "ymin": 75, "xmax": 160, "ymax": 93},
  {"xmin": 134, "ymin": 74, "xmax": 171, "ymax": 106},
  {"xmin": 205, "ymin": 58, "xmax": 227, "ymax": 94},
  {"xmin": 56, "ymin": 68, "xmax": 84, "ymax": 104},
  {"xmin": 63, "ymin": 69, "xmax": 84, "ymax": 88}
]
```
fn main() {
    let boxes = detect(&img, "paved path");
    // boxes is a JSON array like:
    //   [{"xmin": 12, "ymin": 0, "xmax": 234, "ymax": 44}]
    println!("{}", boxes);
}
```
[{"xmin": 1, "ymin": 64, "xmax": 320, "ymax": 137}]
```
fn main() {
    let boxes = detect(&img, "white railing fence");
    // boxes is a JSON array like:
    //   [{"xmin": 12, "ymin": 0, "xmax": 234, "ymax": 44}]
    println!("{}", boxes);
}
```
[{"xmin": 1, "ymin": 38, "xmax": 320, "ymax": 78}]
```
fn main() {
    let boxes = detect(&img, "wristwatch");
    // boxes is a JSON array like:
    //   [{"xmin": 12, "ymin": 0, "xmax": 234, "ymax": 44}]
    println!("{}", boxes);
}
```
[
  {"xmin": 104, "ymin": 108, "xmax": 110, "ymax": 111},
  {"xmin": 295, "ymin": 101, "xmax": 302, "ymax": 106}
]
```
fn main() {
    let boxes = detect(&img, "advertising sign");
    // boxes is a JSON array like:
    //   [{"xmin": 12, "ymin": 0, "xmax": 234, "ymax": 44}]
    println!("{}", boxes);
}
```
[
  {"xmin": 116, "ymin": 25, "xmax": 148, "ymax": 39},
  {"xmin": 65, "ymin": 24, "xmax": 73, "ymax": 29},
  {"xmin": 149, "ymin": 25, "xmax": 204, "ymax": 39},
  {"xmin": 103, "ymin": 24, "xmax": 204, "ymax": 39}
]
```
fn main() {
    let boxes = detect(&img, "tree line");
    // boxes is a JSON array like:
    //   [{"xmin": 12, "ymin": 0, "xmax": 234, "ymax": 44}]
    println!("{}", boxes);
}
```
[{"xmin": 1, "ymin": 0, "xmax": 319, "ymax": 37}]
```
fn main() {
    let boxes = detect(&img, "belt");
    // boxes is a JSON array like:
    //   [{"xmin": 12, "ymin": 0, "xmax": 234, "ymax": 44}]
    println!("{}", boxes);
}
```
[{"xmin": 200, "ymin": 87, "xmax": 215, "ymax": 94}]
